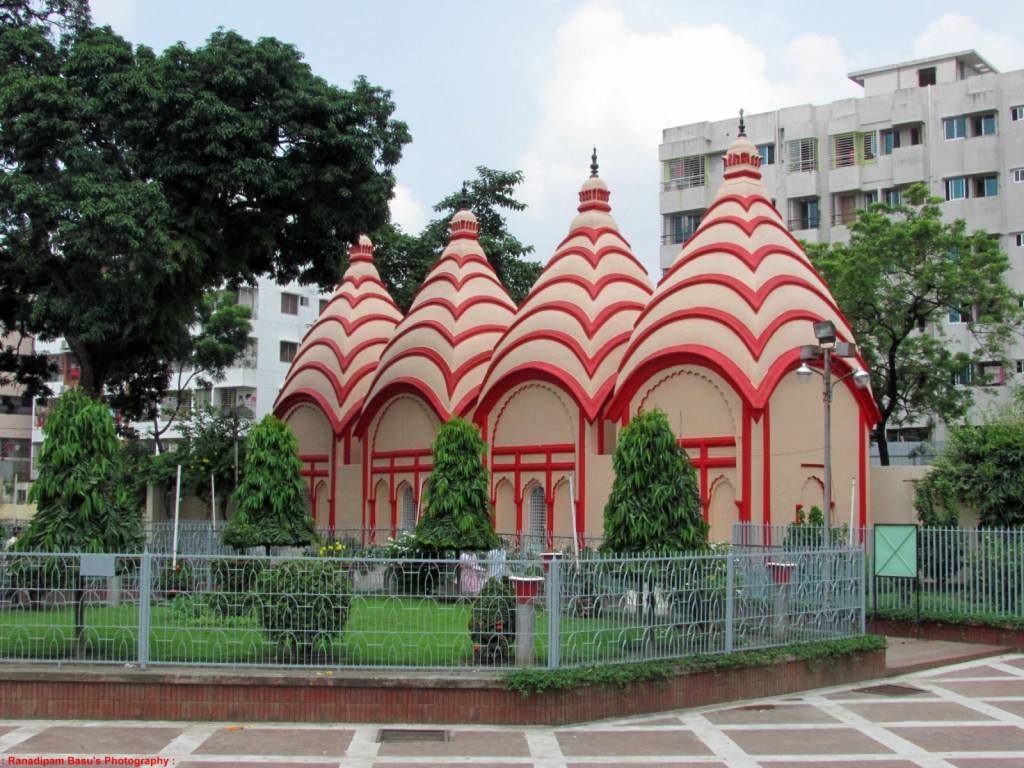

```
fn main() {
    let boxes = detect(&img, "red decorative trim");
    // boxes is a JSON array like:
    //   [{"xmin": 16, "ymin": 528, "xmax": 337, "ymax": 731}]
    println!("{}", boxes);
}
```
[
  {"xmin": 677, "ymin": 437, "xmax": 737, "ymax": 519},
  {"xmin": 273, "ymin": 391, "xmax": 342, "ymax": 435}
]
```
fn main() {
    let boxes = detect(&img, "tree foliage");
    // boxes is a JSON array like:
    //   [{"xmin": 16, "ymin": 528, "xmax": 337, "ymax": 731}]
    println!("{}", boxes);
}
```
[
  {"xmin": 374, "ymin": 167, "xmax": 542, "ymax": 311},
  {"xmin": 0, "ymin": 8, "xmax": 409, "ymax": 399},
  {"xmin": 806, "ymin": 184, "xmax": 1022, "ymax": 464},
  {"xmin": 221, "ymin": 415, "xmax": 317, "ymax": 554},
  {"xmin": 20, "ymin": 386, "xmax": 143, "ymax": 553},
  {"xmin": 914, "ymin": 397, "xmax": 1024, "ymax": 528},
  {"xmin": 416, "ymin": 417, "xmax": 499, "ymax": 554},
  {"xmin": 149, "ymin": 403, "xmax": 252, "ymax": 520},
  {"xmin": 601, "ymin": 410, "xmax": 708, "ymax": 555}
]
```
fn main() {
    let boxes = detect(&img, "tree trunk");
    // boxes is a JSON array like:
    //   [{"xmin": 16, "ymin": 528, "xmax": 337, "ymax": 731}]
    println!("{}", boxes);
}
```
[{"xmin": 874, "ymin": 425, "xmax": 891, "ymax": 466}]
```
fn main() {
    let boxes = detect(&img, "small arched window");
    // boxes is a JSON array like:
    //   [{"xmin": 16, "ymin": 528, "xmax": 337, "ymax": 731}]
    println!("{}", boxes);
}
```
[
  {"xmin": 527, "ymin": 485, "xmax": 546, "ymax": 551},
  {"xmin": 400, "ymin": 485, "xmax": 416, "ymax": 531}
]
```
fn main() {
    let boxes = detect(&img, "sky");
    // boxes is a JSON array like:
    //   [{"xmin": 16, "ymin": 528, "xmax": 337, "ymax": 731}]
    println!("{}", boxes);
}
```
[{"xmin": 90, "ymin": 0, "xmax": 1024, "ymax": 280}]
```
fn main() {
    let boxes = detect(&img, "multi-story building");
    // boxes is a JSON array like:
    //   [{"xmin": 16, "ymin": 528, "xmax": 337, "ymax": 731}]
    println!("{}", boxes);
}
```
[
  {"xmin": 659, "ymin": 50, "xmax": 1024, "ymax": 462},
  {"xmin": 29, "ymin": 277, "xmax": 330, "ymax": 481}
]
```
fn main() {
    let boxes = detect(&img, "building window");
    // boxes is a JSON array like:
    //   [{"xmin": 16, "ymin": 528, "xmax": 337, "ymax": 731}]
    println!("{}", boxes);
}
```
[
  {"xmin": 279, "ymin": 340, "xmax": 298, "ymax": 363},
  {"xmin": 400, "ymin": 485, "xmax": 416, "ymax": 531},
  {"xmin": 299, "ymin": 295, "xmax": 309, "ymax": 307},
  {"xmin": 863, "ymin": 190, "xmax": 878, "ymax": 207},
  {"xmin": 664, "ymin": 212, "xmax": 702, "ymax": 245},
  {"xmin": 909, "ymin": 125, "xmax": 923, "ymax": 145},
  {"xmin": 757, "ymin": 144, "xmax": 775, "ymax": 165},
  {"xmin": 831, "ymin": 133, "xmax": 856, "ymax": 168},
  {"xmin": 239, "ymin": 337, "xmax": 258, "ymax": 368},
  {"xmin": 918, "ymin": 67, "xmax": 936, "ymax": 87},
  {"xmin": 785, "ymin": 138, "xmax": 816, "ymax": 173},
  {"xmin": 861, "ymin": 132, "xmax": 877, "ymax": 161},
  {"xmin": 883, "ymin": 187, "xmax": 902, "ymax": 206},
  {"xmin": 527, "ymin": 485, "xmax": 546, "ymax": 550},
  {"xmin": 1012, "ymin": 106, "xmax": 1024, "ymax": 122},
  {"xmin": 948, "ymin": 308, "xmax": 966, "ymax": 324},
  {"xmin": 787, "ymin": 197, "xmax": 820, "ymax": 230},
  {"xmin": 665, "ymin": 155, "xmax": 705, "ymax": 189},
  {"xmin": 1015, "ymin": 233, "xmax": 1024, "ymax": 247},
  {"xmin": 281, "ymin": 292, "xmax": 299, "ymax": 315},
  {"xmin": 945, "ymin": 177, "xmax": 967, "ymax": 201},
  {"xmin": 972, "ymin": 113, "xmax": 996, "ymax": 136},
  {"xmin": 977, "ymin": 362, "xmax": 1006, "ymax": 386},
  {"xmin": 881, "ymin": 129, "xmax": 897, "ymax": 155},
  {"xmin": 943, "ymin": 116, "xmax": 966, "ymax": 140},
  {"xmin": 1013, "ymin": 168, "xmax": 1024, "ymax": 184},
  {"xmin": 237, "ymin": 286, "xmax": 259, "ymax": 320},
  {"xmin": 1016, "ymin": 360, "xmax": 1024, "ymax": 375},
  {"xmin": 885, "ymin": 426, "xmax": 931, "ymax": 443},
  {"xmin": 973, "ymin": 175, "xmax": 998, "ymax": 198},
  {"xmin": 319, "ymin": 298, "xmax": 329, "ymax": 314},
  {"xmin": 952, "ymin": 365, "xmax": 973, "ymax": 386}
]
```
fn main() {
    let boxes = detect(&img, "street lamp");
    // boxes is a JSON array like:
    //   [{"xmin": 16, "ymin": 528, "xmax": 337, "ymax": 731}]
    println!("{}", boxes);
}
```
[{"xmin": 795, "ymin": 320, "xmax": 870, "ymax": 547}]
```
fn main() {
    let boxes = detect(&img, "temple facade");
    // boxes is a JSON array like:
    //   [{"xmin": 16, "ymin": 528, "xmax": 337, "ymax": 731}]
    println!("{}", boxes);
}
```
[{"xmin": 275, "ymin": 131, "xmax": 880, "ymax": 544}]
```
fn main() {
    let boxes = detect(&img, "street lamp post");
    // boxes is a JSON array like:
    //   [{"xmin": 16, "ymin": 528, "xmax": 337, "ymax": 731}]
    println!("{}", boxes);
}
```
[{"xmin": 796, "ymin": 321, "xmax": 870, "ymax": 548}]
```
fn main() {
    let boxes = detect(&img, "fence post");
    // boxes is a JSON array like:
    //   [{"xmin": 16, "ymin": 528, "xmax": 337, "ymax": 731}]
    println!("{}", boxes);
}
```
[
  {"xmin": 138, "ymin": 549, "xmax": 151, "ymax": 669},
  {"xmin": 725, "ymin": 553, "xmax": 735, "ymax": 654},
  {"xmin": 546, "ymin": 555, "xmax": 561, "ymax": 669},
  {"xmin": 859, "ymin": 549, "xmax": 866, "ymax": 635}
]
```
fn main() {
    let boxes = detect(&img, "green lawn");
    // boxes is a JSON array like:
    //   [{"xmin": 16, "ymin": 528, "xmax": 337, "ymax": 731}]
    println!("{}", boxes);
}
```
[{"xmin": 0, "ymin": 595, "xmax": 672, "ymax": 667}]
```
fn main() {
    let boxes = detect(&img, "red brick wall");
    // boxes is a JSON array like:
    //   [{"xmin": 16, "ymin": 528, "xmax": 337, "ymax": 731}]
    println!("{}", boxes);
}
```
[
  {"xmin": 0, "ymin": 651, "xmax": 885, "ymax": 725},
  {"xmin": 869, "ymin": 617, "xmax": 1024, "ymax": 650}
]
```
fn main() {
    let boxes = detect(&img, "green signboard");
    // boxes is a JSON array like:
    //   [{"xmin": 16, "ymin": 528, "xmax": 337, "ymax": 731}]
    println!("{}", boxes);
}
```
[{"xmin": 874, "ymin": 524, "xmax": 918, "ymax": 578}]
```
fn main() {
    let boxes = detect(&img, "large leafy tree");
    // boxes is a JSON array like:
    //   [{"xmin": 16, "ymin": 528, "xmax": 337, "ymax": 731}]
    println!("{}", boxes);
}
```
[
  {"xmin": 20, "ymin": 386, "xmax": 144, "ymax": 553},
  {"xmin": 374, "ymin": 167, "xmax": 542, "ymax": 311},
  {"xmin": 416, "ymin": 417, "xmax": 499, "ymax": 554},
  {"xmin": 914, "ymin": 395, "xmax": 1024, "ymax": 529},
  {"xmin": 806, "ymin": 184, "xmax": 1023, "ymax": 465},
  {"xmin": 221, "ymin": 415, "xmax": 317, "ymax": 554},
  {"xmin": 0, "ymin": 5, "xmax": 409, "ymax": 398},
  {"xmin": 601, "ymin": 410, "xmax": 708, "ymax": 555}
]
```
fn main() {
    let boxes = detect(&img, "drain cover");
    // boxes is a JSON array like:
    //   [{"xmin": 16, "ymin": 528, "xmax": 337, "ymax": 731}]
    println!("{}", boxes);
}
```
[
  {"xmin": 378, "ymin": 728, "xmax": 451, "ymax": 743},
  {"xmin": 852, "ymin": 683, "xmax": 925, "ymax": 697}
]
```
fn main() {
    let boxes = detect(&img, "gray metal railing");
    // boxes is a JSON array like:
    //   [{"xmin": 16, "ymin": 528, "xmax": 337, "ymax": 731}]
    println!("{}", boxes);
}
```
[
  {"xmin": 0, "ymin": 546, "xmax": 864, "ymax": 670},
  {"xmin": 734, "ymin": 523, "xmax": 1024, "ymax": 622}
]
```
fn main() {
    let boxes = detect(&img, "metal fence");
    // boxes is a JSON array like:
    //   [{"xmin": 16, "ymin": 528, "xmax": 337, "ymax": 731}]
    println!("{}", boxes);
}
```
[
  {"xmin": 0, "ymin": 546, "xmax": 864, "ymax": 670},
  {"xmin": 142, "ymin": 522, "xmax": 605, "ymax": 557},
  {"xmin": 734, "ymin": 523, "xmax": 1024, "ymax": 622}
]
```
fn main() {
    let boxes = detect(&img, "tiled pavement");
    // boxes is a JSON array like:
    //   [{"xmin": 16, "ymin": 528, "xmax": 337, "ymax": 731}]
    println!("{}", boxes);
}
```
[{"xmin": 2, "ymin": 652, "xmax": 1024, "ymax": 767}]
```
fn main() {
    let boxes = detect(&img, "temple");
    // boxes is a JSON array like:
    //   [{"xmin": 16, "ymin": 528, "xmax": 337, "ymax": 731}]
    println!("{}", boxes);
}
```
[{"xmin": 274, "ymin": 131, "xmax": 880, "ymax": 543}]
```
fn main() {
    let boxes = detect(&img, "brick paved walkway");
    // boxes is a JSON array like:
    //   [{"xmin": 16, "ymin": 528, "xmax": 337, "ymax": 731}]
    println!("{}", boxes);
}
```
[{"xmin": 1, "ymin": 653, "xmax": 1023, "ymax": 766}]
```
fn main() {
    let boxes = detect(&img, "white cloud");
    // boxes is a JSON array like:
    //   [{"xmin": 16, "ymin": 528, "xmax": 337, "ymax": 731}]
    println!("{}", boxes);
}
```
[
  {"xmin": 388, "ymin": 185, "xmax": 428, "ymax": 235},
  {"xmin": 912, "ymin": 14, "xmax": 1024, "ymax": 71},
  {"xmin": 515, "ymin": 2, "xmax": 858, "ymax": 272}
]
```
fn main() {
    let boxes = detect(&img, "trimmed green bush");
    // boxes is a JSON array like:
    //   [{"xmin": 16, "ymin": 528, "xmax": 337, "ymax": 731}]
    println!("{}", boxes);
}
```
[
  {"xmin": 468, "ymin": 576, "xmax": 516, "ymax": 663},
  {"xmin": 252, "ymin": 559, "xmax": 353, "ymax": 662}
]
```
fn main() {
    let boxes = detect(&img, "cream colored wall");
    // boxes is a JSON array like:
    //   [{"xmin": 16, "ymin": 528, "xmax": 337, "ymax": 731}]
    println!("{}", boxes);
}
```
[
  {"xmin": 0, "ymin": 502, "xmax": 32, "ymax": 522},
  {"xmin": 283, "ymin": 403, "xmax": 333, "ymax": 456},
  {"xmin": 868, "ymin": 464, "xmax": 932, "ymax": 526},
  {"xmin": 584, "ymin": 454, "xmax": 612, "ymax": 542},
  {"xmin": 332, "ymin": 463, "xmax": 365, "ymax": 531},
  {"xmin": 371, "ymin": 395, "xmax": 439, "ymax": 453}
]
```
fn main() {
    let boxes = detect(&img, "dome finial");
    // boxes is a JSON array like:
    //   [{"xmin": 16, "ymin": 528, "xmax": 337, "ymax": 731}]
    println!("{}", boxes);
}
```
[
  {"xmin": 590, "ymin": 147, "xmax": 599, "ymax": 178},
  {"xmin": 458, "ymin": 183, "xmax": 470, "ymax": 211},
  {"xmin": 738, "ymin": 109, "xmax": 746, "ymax": 138}
]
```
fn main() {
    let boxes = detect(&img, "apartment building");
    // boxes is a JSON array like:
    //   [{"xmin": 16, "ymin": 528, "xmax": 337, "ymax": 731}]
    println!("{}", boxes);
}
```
[
  {"xmin": 659, "ymin": 50, "xmax": 1024, "ymax": 461},
  {"xmin": 29, "ymin": 277, "xmax": 329, "ymax": 479}
]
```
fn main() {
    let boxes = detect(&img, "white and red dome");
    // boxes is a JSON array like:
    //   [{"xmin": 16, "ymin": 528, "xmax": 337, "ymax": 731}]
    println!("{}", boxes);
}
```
[
  {"xmin": 362, "ymin": 208, "xmax": 516, "ymax": 420},
  {"xmin": 609, "ymin": 130, "xmax": 876, "ymax": 417},
  {"xmin": 274, "ymin": 236, "xmax": 402, "ymax": 433},
  {"xmin": 478, "ymin": 162, "xmax": 653, "ymax": 420}
]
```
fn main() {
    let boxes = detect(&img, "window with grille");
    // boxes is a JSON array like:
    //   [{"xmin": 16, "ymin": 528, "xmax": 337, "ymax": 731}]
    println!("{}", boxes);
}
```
[
  {"xmin": 281, "ymin": 292, "xmax": 299, "ymax": 315},
  {"xmin": 665, "ymin": 155, "xmax": 705, "ymax": 189},
  {"xmin": 861, "ymin": 132, "xmax": 877, "ymax": 161},
  {"xmin": 279, "ymin": 340, "xmax": 298, "ymax": 363},
  {"xmin": 831, "ymin": 133, "xmax": 856, "ymax": 168},
  {"xmin": 785, "ymin": 138, "xmax": 816, "ymax": 173},
  {"xmin": 883, "ymin": 187, "xmax": 902, "ymax": 206},
  {"xmin": 527, "ymin": 486, "xmax": 546, "ymax": 548},
  {"xmin": 757, "ymin": 144, "xmax": 775, "ymax": 165},
  {"xmin": 400, "ymin": 486, "xmax": 417, "ymax": 531}
]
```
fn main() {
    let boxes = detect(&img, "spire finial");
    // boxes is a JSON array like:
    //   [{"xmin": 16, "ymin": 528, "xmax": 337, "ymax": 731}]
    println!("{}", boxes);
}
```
[
  {"xmin": 738, "ymin": 109, "xmax": 746, "ymax": 138},
  {"xmin": 458, "ymin": 183, "xmax": 470, "ymax": 211},
  {"xmin": 590, "ymin": 147, "xmax": 599, "ymax": 178}
]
